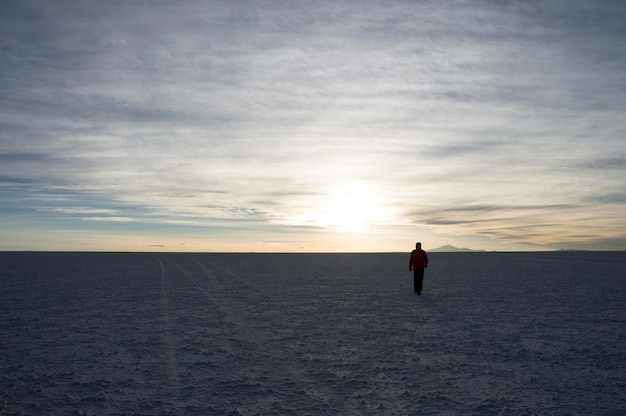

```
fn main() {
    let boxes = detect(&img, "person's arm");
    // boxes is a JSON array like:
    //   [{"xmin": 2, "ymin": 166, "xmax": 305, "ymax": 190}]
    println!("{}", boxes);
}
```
[
  {"xmin": 424, "ymin": 252, "xmax": 429, "ymax": 268},
  {"xmin": 409, "ymin": 252, "xmax": 413, "ymax": 271}
]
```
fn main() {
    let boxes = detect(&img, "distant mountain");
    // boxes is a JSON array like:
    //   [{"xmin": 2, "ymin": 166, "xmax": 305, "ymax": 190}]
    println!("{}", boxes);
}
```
[{"xmin": 429, "ymin": 244, "xmax": 486, "ymax": 252}]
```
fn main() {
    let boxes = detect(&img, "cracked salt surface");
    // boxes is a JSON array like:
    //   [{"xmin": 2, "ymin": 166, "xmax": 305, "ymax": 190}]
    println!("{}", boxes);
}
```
[{"xmin": 1, "ymin": 251, "xmax": 625, "ymax": 415}]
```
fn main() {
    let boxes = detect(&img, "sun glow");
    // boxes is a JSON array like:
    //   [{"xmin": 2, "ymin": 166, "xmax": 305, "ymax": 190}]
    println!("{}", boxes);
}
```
[{"xmin": 298, "ymin": 185, "xmax": 392, "ymax": 232}]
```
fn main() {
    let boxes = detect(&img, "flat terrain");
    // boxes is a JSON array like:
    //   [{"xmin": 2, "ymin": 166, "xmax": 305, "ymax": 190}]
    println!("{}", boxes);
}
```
[{"xmin": 1, "ymin": 252, "xmax": 625, "ymax": 415}]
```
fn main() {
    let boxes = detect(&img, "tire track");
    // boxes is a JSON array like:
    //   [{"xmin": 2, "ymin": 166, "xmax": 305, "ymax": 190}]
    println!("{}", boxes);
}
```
[
  {"xmin": 151, "ymin": 256, "xmax": 181, "ymax": 392},
  {"xmin": 157, "ymin": 254, "xmax": 342, "ymax": 413}
]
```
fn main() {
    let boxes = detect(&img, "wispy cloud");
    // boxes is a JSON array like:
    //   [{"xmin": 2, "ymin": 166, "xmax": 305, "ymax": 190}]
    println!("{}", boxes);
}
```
[{"xmin": 1, "ymin": 0, "xmax": 625, "ymax": 251}]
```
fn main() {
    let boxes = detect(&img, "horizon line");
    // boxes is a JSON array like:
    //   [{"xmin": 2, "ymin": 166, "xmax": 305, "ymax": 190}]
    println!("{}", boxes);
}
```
[{"xmin": 2, "ymin": 249, "xmax": 624, "ymax": 254}]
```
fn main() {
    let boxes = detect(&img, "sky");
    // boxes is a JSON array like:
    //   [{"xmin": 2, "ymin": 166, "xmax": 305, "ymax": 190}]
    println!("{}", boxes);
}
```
[{"xmin": 1, "ymin": 0, "xmax": 625, "ymax": 252}]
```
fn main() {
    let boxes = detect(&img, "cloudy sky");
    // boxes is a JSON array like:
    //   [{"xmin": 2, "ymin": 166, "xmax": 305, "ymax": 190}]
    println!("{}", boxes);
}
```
[{"xmin": 1, "ymin": 0, "xmax": 625, "ymax": 252}]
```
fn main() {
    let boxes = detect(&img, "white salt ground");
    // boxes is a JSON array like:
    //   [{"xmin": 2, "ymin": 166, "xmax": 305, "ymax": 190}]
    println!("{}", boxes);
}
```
[{"xmin": 1, "ymin": 251, "xmax": 625, "ymax": 415}]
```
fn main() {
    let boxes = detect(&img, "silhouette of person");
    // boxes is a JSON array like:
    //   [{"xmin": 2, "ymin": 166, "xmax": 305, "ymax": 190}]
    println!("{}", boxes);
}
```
[{"xmin": 409, "ymin": 242, "xmax": 429, "ymax": 295}]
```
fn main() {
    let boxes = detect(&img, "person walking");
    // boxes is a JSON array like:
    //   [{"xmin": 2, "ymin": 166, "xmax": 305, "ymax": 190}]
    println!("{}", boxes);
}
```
[{"xmin": 409, "ymin": 242, "xmax": 429, "ymax": 295}]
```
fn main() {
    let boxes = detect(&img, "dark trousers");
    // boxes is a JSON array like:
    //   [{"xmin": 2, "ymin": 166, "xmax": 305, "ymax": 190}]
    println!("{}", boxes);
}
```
[{"xmin": 413, "ymin": 269, "xmax": 424, "ymax": 293}]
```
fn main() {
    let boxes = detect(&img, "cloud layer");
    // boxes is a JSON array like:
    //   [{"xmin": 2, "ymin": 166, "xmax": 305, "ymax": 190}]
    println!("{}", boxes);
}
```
[{"xmin": 1, "ymin": 0, "xmax": 625, "ymax": 251}]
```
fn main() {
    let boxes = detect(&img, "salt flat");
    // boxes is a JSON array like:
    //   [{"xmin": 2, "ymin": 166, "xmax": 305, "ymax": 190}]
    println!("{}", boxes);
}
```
[{"xmin": 1, "ymin": 251, "xmax": 625, "ymax": 415}]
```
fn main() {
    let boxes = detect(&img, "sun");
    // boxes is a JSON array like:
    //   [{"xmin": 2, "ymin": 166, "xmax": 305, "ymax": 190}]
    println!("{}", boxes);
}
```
[
  {"xmin": 283, "ymin": 184, "xmax": 393, "ymax": 232},
  {"xmin": 318, "ymin": 194, "xmax": 368, "ymax": 231},
  {"xmin": 314, "ymin": 185, "xmax": 391, "ymax": 232}
]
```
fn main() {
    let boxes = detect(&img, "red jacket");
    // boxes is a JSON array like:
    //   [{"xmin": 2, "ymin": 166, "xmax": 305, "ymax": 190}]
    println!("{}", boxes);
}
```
[{"xmin": 409, "ymin": 249, "xmax": 429, "ymax": 270}]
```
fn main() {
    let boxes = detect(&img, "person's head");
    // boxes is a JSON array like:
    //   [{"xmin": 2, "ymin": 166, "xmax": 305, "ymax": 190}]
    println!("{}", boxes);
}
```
[{"xmin": 415, "ymin": 242, "xmax": 422, "ymax": 250}]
